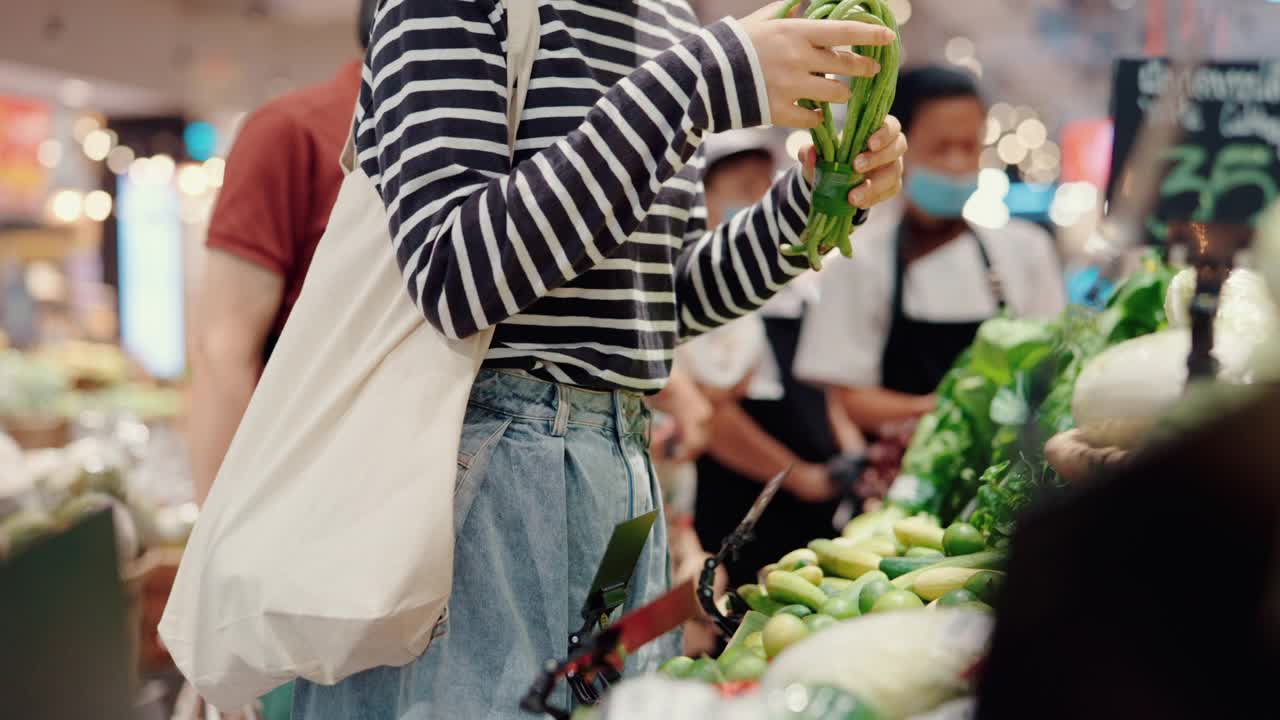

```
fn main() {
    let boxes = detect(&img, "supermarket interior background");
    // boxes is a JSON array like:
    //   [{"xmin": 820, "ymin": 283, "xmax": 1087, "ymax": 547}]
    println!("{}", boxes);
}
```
[
  {"xmin": 1, "ymin": 0, "xmax": 1276, "ymax": 382},
  {"xmin": 2, "ymin": 1, "xmax": 1279, "ymax": 719}
]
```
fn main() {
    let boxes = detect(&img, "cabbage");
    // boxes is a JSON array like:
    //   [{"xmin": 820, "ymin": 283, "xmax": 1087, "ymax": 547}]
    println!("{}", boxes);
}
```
[{"xmin": 1075, "ymin": 267, "xmax": 1280, "ymax": 449}]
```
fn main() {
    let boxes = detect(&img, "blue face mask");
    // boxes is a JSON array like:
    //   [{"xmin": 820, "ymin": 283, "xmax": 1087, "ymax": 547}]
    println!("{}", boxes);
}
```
[{"xmin": 905, "ymin": 168, "xmax": 979, "ymax": 219}]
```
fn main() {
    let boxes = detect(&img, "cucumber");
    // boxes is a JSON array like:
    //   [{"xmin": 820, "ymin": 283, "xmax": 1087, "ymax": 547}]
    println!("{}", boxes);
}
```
[
  {"xmin": 963, "ymin": 570, "xmax": 1007, "ymax": 604},
  {"xmin": 820, "ymin": 577, "xmax": 855, "ymax": 596},
  {"xmin": 905, "ymin": 546, "xmax": 945, "ymax": 559},
  {"xmin": 893, "ymin": 517, "xmax": 946, "ymax": 551},
  {"xmin": 795, "ymin": 564, "xmax": 824, "ymax": 586},
  {"xmin": 871, "ymin": 589, "xmax": 924, "ymax": 613},
  {"xmin": 757, "ymin": 563, "xmax": 780, "ymax": 585},
  {"xmin": 811, "ymin": 540, "xmax": 882, "ymax": 580},
  {"xmin": 659, "ymin": 656, "xmax": 696, "ymax": 679},
  {"xmin": 840, "ymin": 569, "xmax": 889, "ymax": 606},
  {"xmin": 762, "ymin": 613, "xmax": 810, "ymax": 659},
  {"xmin": 912, "ymin": 567, "xmax": 985, "ymax": 602},
  {"xmin": 851, "ymin": 537, "xmax": 898, "ymax": 558},
  {"xmin": 942, "ymin": 522, "xmax": 986, "ymax": 556},
  {"xmin": 722, "ymin": 610, "xmax": 770, "ymax": 656},
  {"xmin": 891, "ymin": 550, "xmax": 1007, "ymax": 591},
  {"xmin": 808, "ymin": 538, "xmax": 837, "ymax": 555},
  {"xmin": 778, "ymin": 548, "xmax": 819, "ymax": 570},
  {"xmin": 737, "ymin": 584, "xmax": 786, "ymax": 615},
  {"xmin": 776, "ymin": 604, "xmax": 814, "ymax": 619},
  {"xmin": 721, "ymin": 653, "xmax": 768, "ymax": 682},
  {"xmin": 879, "ymin": 555, "xmax": 939, "ymax": 579},
  {"xmin": 803, "ymin": 613, "xmax": 837, "ymax": 632},
  {"xmin": 858, "ymin": 578, "xmax": 895, "ymax": 614},
  {"xmin": 687, "ymin": 657, "xmax": 725, "ymax": 684},
  {"xmin": 938, "ymin": 588, "xmax": 978, "ymax": 607},
  {"xmin": 766, "ymin": 570, "xmax": 828, "ymax": 612},
  {"xmin": 841, "ymin": 505, "xmax": 907, "ymax": 544},
  {"xmin": 820, "ymin": 594, "xmax": 860, "ymax": 620}
]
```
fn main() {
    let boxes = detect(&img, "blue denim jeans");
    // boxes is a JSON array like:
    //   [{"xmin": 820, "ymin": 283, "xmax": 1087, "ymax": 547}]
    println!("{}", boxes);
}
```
[{"xmin": 293, "ymin": 370, "xmax": 677, "ymax": 719}]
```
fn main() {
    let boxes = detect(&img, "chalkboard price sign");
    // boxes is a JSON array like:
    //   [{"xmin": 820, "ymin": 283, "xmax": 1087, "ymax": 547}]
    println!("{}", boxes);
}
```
[{"xmin": 1108, "ymin": 59, "xmax": 1280, "ymax": 245}]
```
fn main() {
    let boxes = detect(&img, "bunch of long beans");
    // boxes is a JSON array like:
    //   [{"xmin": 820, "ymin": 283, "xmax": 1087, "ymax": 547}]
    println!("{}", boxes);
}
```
[{"xmin": 776, "ymin": 0, "xmax": 902, "ymax": 269}]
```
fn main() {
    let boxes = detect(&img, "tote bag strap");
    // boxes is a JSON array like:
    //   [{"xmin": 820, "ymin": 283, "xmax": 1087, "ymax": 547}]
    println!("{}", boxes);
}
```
[
  {"xmin": 502, "ymin": 0, "xmax": 540, "ymax": 158},
  {"xmin": 339, "ymin": 0, "xmax": 540, "ymax": 172}
]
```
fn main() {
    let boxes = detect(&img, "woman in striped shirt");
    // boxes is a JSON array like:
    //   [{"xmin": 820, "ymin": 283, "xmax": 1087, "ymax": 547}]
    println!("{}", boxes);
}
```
[{"xmin": 295, "ymin": 2, "xmax": 907, "ymax": 717}]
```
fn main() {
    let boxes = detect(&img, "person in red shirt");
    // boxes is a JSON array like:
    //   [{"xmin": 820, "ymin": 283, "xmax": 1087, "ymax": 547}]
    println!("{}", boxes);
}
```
[{"xmin": 190, "ymin": 0, "xmax": 374, "ymax": 506}]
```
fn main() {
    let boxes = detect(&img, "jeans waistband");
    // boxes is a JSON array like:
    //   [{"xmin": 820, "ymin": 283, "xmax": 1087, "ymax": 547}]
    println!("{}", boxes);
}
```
[{"xmin": 469, "ymin": 369, "xmax": 650, "ymax": 437}]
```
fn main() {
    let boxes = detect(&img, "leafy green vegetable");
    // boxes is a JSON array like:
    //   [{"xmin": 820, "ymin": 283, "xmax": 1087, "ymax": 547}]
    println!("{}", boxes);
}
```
[
  {"xmin": 886, "ymin": 257, "xmax": 1180, "ymax": 539},
  {"xmin": 970, "ymin": 319, "xmax": 1057, "ymax": 387},
  {"xmin": 1097, "ymin": 254, "xmax": 1178, "ymax": 344},
  {"xmin": 893, "ymin": 401, "xmax": 973, "ymax": 515}
]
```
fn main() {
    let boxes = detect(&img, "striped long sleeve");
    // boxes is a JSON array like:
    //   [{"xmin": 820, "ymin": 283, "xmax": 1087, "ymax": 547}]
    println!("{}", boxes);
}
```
[
  {"xmin": 675, "ymin": 165, "xmax": 812, "ymax": 338},
  {"xmin": 357, "ymin": 0, "xmax": 772, "ymax": 340}
]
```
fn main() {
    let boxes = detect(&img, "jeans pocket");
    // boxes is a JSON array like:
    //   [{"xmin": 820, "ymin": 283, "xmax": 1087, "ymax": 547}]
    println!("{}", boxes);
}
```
[{"xmin": 453, "ymin": 404, "xmax": 513, "ymax": 536}]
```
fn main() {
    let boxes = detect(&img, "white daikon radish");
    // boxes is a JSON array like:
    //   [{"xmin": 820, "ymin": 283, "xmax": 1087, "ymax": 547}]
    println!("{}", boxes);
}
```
[{"xmin": 1076, "ymin": 266, "xmax": 1280, "ymax": 450}]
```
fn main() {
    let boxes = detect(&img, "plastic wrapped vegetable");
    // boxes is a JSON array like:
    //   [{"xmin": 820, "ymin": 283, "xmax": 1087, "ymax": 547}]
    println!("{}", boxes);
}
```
[
  {"xmin": 594, "ymin": 674, "xmax": 883, "ymax": 720},
  {"xmin": 775, "ymin": 0, "xmax": 902, "ymax": 269},
  {"xmin": 761, "ymin": 609, "xmax": 994, "ymax": 718}
]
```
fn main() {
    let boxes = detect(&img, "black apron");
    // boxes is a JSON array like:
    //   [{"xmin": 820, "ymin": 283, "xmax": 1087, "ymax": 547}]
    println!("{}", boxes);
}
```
[
  {"xmin": 880, "ymin": 222, "xmax": 1005, "ymax": 395},
  {"xmin": 694, "ymin": 309, "xmax": 841, "ymax": 588}
]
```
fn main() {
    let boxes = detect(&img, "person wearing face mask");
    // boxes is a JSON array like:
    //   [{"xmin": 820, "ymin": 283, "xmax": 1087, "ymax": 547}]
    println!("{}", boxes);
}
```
[{"xmin": 794, "ymin": 65, "xmax": 1066, "ymax": 445}]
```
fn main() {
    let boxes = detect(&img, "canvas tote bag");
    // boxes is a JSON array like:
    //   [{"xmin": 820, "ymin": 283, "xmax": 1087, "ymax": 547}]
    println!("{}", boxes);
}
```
[{"xmin": 159, "ymin": 1, "xmax": 541, "ymax": 709}]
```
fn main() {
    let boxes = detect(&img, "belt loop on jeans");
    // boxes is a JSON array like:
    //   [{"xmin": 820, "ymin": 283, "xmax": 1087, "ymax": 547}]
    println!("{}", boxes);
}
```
[
  {"xmin": 611, "ymin": 390, "xmax": 625, "ymax": 440},
  {"xmin": 552, "ymin": 383, "xmax": 570, "ymax": 438}
]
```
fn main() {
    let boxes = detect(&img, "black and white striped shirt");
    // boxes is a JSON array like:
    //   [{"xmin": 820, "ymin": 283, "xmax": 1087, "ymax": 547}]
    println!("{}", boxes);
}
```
[{"xmin": 358, "ymin": 0, "xmax": 812, "ymax": 391}]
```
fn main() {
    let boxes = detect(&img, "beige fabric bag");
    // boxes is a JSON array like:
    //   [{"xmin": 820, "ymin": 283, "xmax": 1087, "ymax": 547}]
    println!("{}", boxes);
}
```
[{"xmin": 159, "ymin": 1, "xmax": 540, "ymax": 709}]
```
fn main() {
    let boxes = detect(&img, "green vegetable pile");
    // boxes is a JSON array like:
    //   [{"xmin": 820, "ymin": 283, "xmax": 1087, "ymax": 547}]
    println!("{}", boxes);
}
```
[
  {"xmin": 886, "ymin": 253, "xmax": 1179, "ymax": 544},
  {"xmin": 658, "ymin": 512, "xmax": 1005, "ymax": 688},
  {"xmin": 775, "ymin": 0, "xmax": 902, "ymax": 269}
]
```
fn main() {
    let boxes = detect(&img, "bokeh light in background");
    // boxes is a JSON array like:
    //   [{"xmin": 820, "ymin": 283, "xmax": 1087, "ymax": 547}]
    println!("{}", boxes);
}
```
[
  {"xmin": 887, "ymin": 0, "xmax": 912, "ymax": 25},
  {"xmin": 997, "ymin": 134, "xmax": 1028, "ymax": 165},
  {"xmin": 177, "ymin": 164, "xmax": 209, "ymax": 197},
  {"xmin": 82, "ymin": 128, "xmax": 113, "ymax": 162},
  {"xmin": 203, "ymin": 157, "xmax": 226, "ymax": 189},
  {"xmin": 1016, "ymin": 118, "xmax": 1048, "ymax": 150},
  {"xmin": 49, "ymin": 189, "xmax": 84, "ymax": 223},
  {"xmin": 84, "ymin": 190, "xmax": 113, "ymax": 222},
  {"xmin": 106, "ymin": 145, "xmax": 136, "ymax": 175},
  {"xmin": 1049, "ymin": 182, "xmax": 1100, "ymax": 227},
  {"xmin": 72, "ymin": 114, "xmax": 101, "ymax": 143},
  {"xmin": 37, "ymin": 139, "xmax": 63, "ymax": 169}
]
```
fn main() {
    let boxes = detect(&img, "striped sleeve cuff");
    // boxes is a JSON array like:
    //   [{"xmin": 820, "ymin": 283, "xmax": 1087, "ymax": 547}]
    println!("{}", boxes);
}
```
[{"xmin": 777, "ymin": 168, "xmax": 814, "ymax": 272}]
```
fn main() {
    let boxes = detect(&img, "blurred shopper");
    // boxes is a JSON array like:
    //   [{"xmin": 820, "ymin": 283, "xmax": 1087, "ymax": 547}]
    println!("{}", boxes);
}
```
[
  {"xmin": 646, "ymin": 363, "xmax": 716, "ymax": 659},
  {"xmin": 795, "ymin": 66, "xmax": 1066, "ymax": 446},
  {"xmin": 291, "ymin": 3, "xmax": 908, "ymax": 718},
  {"xmin": 189, "ymin": 0, "xmax": 375, "ymax": 507},
  {"xmin": 685, "ymin": 129, "xmax": 867, "ymax": 589},
  {"xmin": 187, "ymin": 2, "xmax": 375, "ymax": 718}
]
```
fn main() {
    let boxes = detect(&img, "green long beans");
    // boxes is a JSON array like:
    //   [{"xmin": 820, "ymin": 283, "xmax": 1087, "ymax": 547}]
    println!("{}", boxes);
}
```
[{"xmin": 775, "ymin": 0, "xmax": 901, "ymax": 269}]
